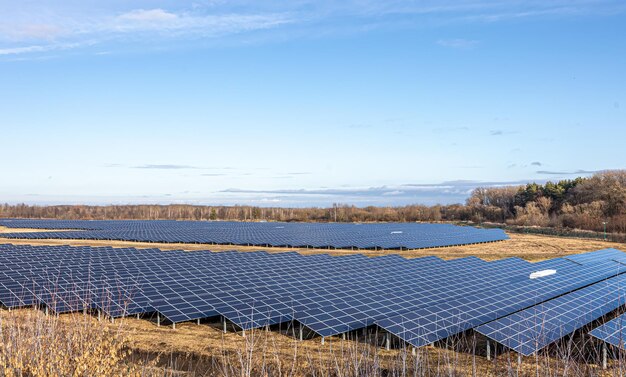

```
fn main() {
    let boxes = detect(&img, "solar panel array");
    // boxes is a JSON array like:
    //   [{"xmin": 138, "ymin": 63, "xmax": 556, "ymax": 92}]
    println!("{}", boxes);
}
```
[
  {"xmin": 472, "ymin": 248, "xmax": 626, "ymax": 355},
  {"xmin": 2, "ymin": 242, "xmax": 626, "ymax": 356},
  {"xmin": 377, "ymin": 256, "xmax": 626, "ymax": 349},
  {"xmin": 0, "ymin": 219, "xmax": 508, "ymax": 249},
  {"xmin": 476, "ymin": 275, "xmax": 626, "ymax": 355}
]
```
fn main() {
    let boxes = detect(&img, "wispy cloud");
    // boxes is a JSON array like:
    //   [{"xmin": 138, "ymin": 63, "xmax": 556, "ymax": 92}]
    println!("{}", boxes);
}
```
[
  {"xmin": 0, "ymin": 41, "xmax": 91, "ymax": 56},
  {"xmin": 118, "ymin": 9, "xmax": 179, "ymax": 23},
  {"xmin": 458, "ymin": 2, "xmax": 626, "ymax": 23},
  {"xmin": 382, "ymin": 190, "xmax": 405, "ymax": 196},
  {"xmin": 437, "ymin": 38, "xmax": 479, "ymax": 49},
  {"xmin": 133, "ymin": 164, "xmax": 201, "ymax": 170},
  {"xmin": 109, "ymin": 9, "xmax": 292, "ymax": 35},
  {"xmin": 105, "ymin": 163, "xmax": 241, "ymax": 171},
  {"xmin": 490, "ymin": 129, "xmax": 519, "ymax": 136},
  {"xmin": 0, "ymin": 6, "xmax": 292, "ymax": 56},
  {"xmin": 536, "ymin": 169, "xmax": 599, "ymax": 175},
  {"xmin": 2, "ymin": 1, "xmax": 624, "ymax": 56}
]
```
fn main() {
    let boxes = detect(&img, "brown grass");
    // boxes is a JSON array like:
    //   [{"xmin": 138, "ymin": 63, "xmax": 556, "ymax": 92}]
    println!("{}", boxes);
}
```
[
  {"xmin": 0, "ymin": 308, "xmax": 161, "ymax": 376},
  {"xmin": 1, "ymin": 309, "xmax": 621, "ymax": 376}
]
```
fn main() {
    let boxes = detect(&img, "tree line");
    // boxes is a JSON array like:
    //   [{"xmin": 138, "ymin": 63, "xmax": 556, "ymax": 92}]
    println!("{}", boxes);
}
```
[
  {"xmin": 1, "ymin": 170, "xmax": 624, "ymax": 234},
  {"xmin": 464, "ymin": 170, "xmax": 625, "ymax": 233}
]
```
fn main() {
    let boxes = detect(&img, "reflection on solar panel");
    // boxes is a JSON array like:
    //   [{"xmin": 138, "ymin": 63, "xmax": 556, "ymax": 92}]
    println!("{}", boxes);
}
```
[
  {"xmin": 590, "ymin": 313, "xmax": 626, "ymax": 348},
  {"xmin": 0, "ymin": 219, "xmax": 508, "ymax": 249},
  {"xmin": 476, "ymin": 273, "xmax": 626, "ymax": 355},
  {"xmin": 0, "ymin": 243, "xmax": 625, "ymax": 356}
]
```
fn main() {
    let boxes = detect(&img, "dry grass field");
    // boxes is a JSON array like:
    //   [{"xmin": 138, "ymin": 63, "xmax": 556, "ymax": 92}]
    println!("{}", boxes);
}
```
[
  {"xmin": 0, "ymin": 307, "xmax": 617, "ymax": 377},
  {"xmin": 2, "ymin": 228, "xmax": 626, "ymax": 375},
  {"xmin": 0, "ymin": 307, "xmax": 620, "ymax": 376}
]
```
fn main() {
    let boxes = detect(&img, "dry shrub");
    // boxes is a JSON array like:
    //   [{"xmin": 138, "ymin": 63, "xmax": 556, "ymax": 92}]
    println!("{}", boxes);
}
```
[{"xmin": 0, "ymin": 309, "xmax": 158, "ymax": 376}]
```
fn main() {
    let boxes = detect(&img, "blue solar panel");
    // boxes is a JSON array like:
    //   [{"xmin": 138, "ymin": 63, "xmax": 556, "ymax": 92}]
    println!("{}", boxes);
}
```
[
  {"xmin": 564, "ymin": 248, "xmax": 626, "ymax": 265},
  {"xmin": 0, "ymin": 219, "xmax": 509, "ymax": 249},
  {"xmin": 476, "ymin": 273, "xmax": 626, "ymax": 355},
  {"xmin": 590, "ymin": 313, "xmax": 626, "ymax": 348},
  {"xmin": 376, "ymin": 256, "xmax": 626, "ymax": 349}
]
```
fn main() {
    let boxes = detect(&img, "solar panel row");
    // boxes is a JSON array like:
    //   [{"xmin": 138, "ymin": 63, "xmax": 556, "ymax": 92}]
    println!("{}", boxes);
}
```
[
  {"xmin": 476, "ymin": 274, "xmax": 626, "ymax": 355},
  {"xmin": 377, "ymin": 256, "xmax": 626, "ymax": 349},
  {"xmin": 0, "ymin": 219, "xmax": 509, "ymax": 249},
  {"xmin": 2, "ymin": 243, "xmax": 626, "ymax": 356},
  {"xmin": 472, "ymin": 248, "xmax": 626, "ymax": 355}
]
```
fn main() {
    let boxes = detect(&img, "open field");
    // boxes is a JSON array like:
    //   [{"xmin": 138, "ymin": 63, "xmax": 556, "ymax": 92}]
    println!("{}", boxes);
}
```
[
  {"xmin": 2, "ymin": 229, "xmax": 626, "ymax": 375},
  {"xmin": 1, "ymin": 226, "xmax": 624, "ymax": 261}
]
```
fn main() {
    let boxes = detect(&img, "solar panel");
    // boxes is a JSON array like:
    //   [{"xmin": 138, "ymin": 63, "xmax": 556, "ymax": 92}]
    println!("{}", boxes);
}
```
[
  {"xmin": 476, "ymin": 273, "xmax": 626, "ymax": 355},
  {"xmin": 564, "ymin": 248, "xmax": 626, "ymax": 265},
  {"xmin": 590, "ymin": 313, "xmax": 626, "ymax": 348},
  {"xmin": 0, "ymin": 219, "xmax": 509, "ymax": 249},
  {"xmin": 376, "ymin": 256, "xmax": 626, "ymax": 349}
]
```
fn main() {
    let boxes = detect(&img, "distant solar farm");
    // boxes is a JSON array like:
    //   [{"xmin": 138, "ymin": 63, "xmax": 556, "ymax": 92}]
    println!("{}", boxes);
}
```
[
  {"xmin": 1, "ymin": 243, "xmax": 626, "ymax": 359},
  {"xmin": 0, "ymin": 219, "xmax": 508, "ymax": 249}
]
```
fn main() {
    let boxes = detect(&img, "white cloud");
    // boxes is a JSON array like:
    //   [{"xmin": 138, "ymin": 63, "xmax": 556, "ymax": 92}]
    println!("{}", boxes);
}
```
[
  {"xmin": 382, "ymin": 190, "xmax": 405, "ymax": 196},
  {"xmin": 110, "ymin": 9, "xmax": 293, "ymax": 36},
  {"xmin": 0, "ymin": 41, "xmax": 89, "ymax": 55},
  {"xmin": 0, "ymin": 45, "xmax": 49, "ymax": 55},
  {"xmin": 118, "ymin": 9, "xmax": 179, "ymax": 22}
]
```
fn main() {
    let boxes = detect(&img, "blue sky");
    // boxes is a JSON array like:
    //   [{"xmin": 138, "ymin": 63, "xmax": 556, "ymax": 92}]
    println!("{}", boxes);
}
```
[{"xmin": 0, "ymin": 1, "xmax": 624, "ymax": 207}]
